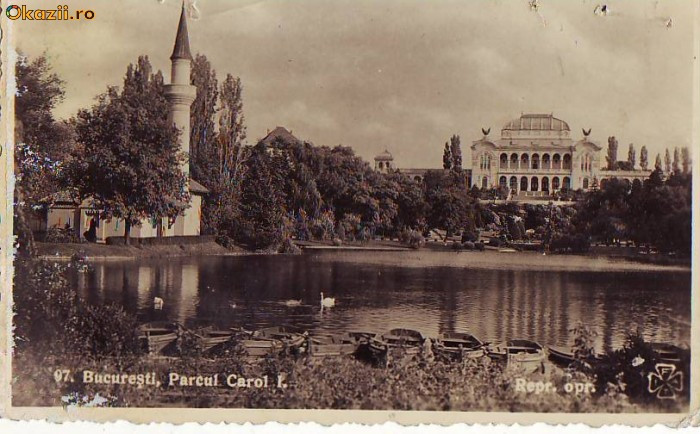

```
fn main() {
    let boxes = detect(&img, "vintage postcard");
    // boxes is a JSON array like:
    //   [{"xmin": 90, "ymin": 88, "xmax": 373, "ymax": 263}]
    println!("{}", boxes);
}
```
[{"xmin": 0, "ymin": 0, "xmax": 698, "ymax": 427}]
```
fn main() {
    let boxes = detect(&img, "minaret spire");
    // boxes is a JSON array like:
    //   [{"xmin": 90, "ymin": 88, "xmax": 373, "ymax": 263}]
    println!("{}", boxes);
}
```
[{"xmin": 170, "ymin": 1, "xmax": 193, "ymax": 61}]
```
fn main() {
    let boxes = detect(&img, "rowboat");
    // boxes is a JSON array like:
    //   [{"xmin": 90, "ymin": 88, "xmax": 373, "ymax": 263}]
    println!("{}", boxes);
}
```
[
  {"xmin": 650, "ymin": 342, "xmax": 683, "ymax": 364},
  {"xmin": 138, "ymin": 321, "xmax": 179, "ymax": 354},
  {"xmin": 547, "ymin": 345, "xmax": 604, "ymax": 367},
  {"xmin": 432, "ymin": 332, "xmax": 486, "ymax": 360},
  {"xmin": 368, "ymin": 328, "xmax": 426, "ymax": 358},
  {"xmin": 193, "ymin": 326, "xmax": 234, "ymax": 352},
  {"xmin": 236, "ymin": 325, "xmax": 306, "ymax": 357},
  {"xmin": 487, "ymin": 339, "xmax": 546, "ymax": 372},
  {"xmin": 306, "ymin": 333, "xmax": 362, "ymax": 357}
]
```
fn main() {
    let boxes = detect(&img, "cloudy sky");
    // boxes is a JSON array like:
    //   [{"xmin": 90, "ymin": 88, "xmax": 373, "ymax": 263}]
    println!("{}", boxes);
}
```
[{"xmin": 15, "ymin": 0, "xmax": 695, "ymax": 168}]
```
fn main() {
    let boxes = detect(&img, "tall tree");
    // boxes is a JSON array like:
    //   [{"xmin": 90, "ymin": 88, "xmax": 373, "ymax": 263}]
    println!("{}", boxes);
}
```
[
  {"xmin": 606, "ymin": 136, "xmax": 618, "ymax": 170},
  {"xmin": 442, "ymin": 142, "xmax": 452, "ymax": 170},
  {"xmin": 14, "ymin": 53, "xmax": 73, "ymax": 255},
  {"xmin": 237, "ymin": 142, "xmax": 285, "ymax": 249},
  {"xmin": 449, "ymin": 134, "xmax": 462, "ymax": 171},
  {"xmin": 672, "ymin": 147, "xmax": 680, "ymax": 175},
  {"xmin": 218, "ymin": 74, "xmax": 247, "ymax": 180},
  {"xmin": 71, "ymin": 56, "xmax": 188, "ymax": 244},
  {"xmin": 189, "ymin": 54, "xmax": 219, "ymax": 188},
  {"xmin": 627, "ymin": 143, "xmax": 636, "ymax": 169},
  {"xmin": 639, "ymin": 146, "xmax": 648, "ymax": 170},
  {"xmin": 655, "ymin": 153, "xmax": 662, "ymax": 171},
  {"xmin": 664, "ymin": 149, "xmax": 672, "ymax": 173},
  {"xmin": 681, "ymin": 147, "xmax": 691, "ymax": 174}
]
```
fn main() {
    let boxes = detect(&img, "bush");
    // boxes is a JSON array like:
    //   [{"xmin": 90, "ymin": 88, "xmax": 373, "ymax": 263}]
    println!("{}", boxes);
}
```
[
  {"xmin": 45, "ymin": 226, "xmax": 81, "ymax": 243},
  {"xmin": 463, "ymin": 241, "xmax": 475, "ymax": 250},
  {"xmin": 475, "ymin": 242, "xmax": 485, "ymax": 251},
  {"xmin": 332, "ymin": 237, "xmax": 343, "ymax": 246},
  {"xmin": 399, "ymin": 229, "xmax": 425, "ymax": 250},
  {"xmin": 279, "ymin": 237, "xmax": 302, "ymax": 254}
]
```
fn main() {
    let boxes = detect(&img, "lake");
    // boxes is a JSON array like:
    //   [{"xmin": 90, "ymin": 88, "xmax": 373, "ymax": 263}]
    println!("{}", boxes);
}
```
[{"xmin": 72, "ymin": 250, "xmax": 691, "ymax": 352}]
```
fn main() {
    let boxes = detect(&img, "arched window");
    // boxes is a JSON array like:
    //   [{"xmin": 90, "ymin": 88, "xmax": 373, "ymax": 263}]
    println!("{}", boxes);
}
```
[
  {"xmin": 532, "ymin": 154, "xmax": 540, "ymax": 170},
  {"xmin": 521, "ymin": 154, "xmax": 530, "ymax": 169},
  {"xmin": 563, "ymin": 176, "xmax": 571, "ymax": 189},
  {"xmin": 552, "ymin": 177, "xmax": 560, "ymax": 190},
  {"xmin": 542, "ymin": 154, "xmax": 551, "ymax": 169},
  {"xmin": 531, "ymin": 176, "xmax": 539, "ymax": 191},
  {"xmin": 482, "ymin": 176, "xmax": 489, "ymax": 189},
  {"xmin": 563, "ymin": 154, "xmax": 572, "ymax": 170},
  {"xmin": 500, "ymin": 153, "xmax": 508, "ymax": 169},
  {"xmin": 378, "ymin": 162, "xmax": 384, "ymax": 169},
  {"xmin": 520, "ymin": 176, "xmax": 528, "ymax": 191},
  {"xmin": 499, "ymin": 176, "xmax": 507, "ymax": 189},
  {"xmin": 583, "ymin": 178, "xmax": 589, "ymax": 189},
  {"xmin": 509, "ymin": 176, "xmax": 518, "ymax": 191},
  {"xmin": 553, "ymin": 154, "xmax": 561, "ymax": 169},
  {"xmin": 510, "ymin": 153, "xmax": 519, "ymax": 168},
  {"xmin": 542, "ymin": 176, "xmax": 549, "ymax": 192}
]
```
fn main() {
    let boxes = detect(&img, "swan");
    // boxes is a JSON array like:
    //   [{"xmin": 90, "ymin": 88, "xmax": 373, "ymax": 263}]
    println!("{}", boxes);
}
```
[
  {"xmin": 284, "ymin": 299, "xmax": 302, "ymax": 307},
  {"xmin": 320, "ymin": 292, "xmax": 335, "ymax": 308},
  {"xmin": 153, "ymin": 297, "xmax": 164, "ymax": 310}
]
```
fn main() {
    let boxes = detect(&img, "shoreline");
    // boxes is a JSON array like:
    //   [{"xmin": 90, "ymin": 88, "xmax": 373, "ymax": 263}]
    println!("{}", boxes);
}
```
[{"xmin": 32, "ymin": 240, "xmax": 690, "ymax": 273}]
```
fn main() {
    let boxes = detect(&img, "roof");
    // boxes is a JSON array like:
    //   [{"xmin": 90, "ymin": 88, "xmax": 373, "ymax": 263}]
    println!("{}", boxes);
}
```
[
  {"xmin": 374, "ymin": 149, "xmax": 393, "ymax": 161},
  {"xmin": 170, "ymin": 3, "xmax": 193, "ymax": 61},
  {"xmin": 260, "ymin": 126, "xmax": 301, "ymax": 145},
  {"xmin": 503, "ymin": 114, "xmax": 570, "ymax": 132},
  {"xmin": 188, "ymin": 178, "xmax": 209, "ymax": 194}
]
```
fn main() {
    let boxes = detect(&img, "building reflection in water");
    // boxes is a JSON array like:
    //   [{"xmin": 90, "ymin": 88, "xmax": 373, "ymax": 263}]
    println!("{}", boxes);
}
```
[{"xmin": 70, "ymin": 255, "xmax": 691, "ymax": 350}]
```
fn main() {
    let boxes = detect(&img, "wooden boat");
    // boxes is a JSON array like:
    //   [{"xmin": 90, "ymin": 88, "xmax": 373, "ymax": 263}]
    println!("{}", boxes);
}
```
[
  {"xmin": 306, "ymin": 333, "xmax": 361, "ymax": 357},
  {"xmin": 650, "ymin": 342, "xmax": 683, "ymax": 364},
  {"xmin": 138, "ymin": 321, "xmax": 179, "ymax": 354},
  {"xmin": 235, "ymin": 325, "xmax": 306, "ymax": 357},
  {"xmin": 432, "ymin": 332, "xmax": 486, "ymax": 360},
  {"xmin": 193, "ymin": 326, "xmax": 234, "ymax": 352},
  {"xmin": 487, "ymin": 339, "xmax": 545, "ymax": 372},
  {"xmin": 368, "ymin": 328, "xmax": 426, "ymax": 358},
  {"xmin": 547, "ymin": 345, "xmax": 604, "ymax": 367}
]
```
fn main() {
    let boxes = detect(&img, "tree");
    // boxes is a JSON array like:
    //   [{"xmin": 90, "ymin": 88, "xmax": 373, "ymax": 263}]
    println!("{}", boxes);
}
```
[
  {"xmin": 639, "ymin": 146, "xmax": 648, "ymax": 171},
  {"xmin": 681, "ymin": 147, "xmax": 691, "ymax": 174},
  {"xmin": 14, "ymin": 54, "xmax": 77, "ymax": 255},
  {"xmin": 442, "ymin": 142, "xmax": 452, "ymax": 170},
  {"xmin": 654, "ymin": 153, "xmax": 662, "ymax": 171},
  {"xmin": 189, "ymin": 54, "xmax": 219, "ymax": 189},
  {"xmin": 71, "ymin": 56, "xmax": 189, "ymax": 244},
  {"xmin": 449, "ymin": 134, "xmax": 462, "ymax": 171},
  {"xmin": 606, "ymin": 136, "xmax": 618, "ymax": 170},
  {"xmin": 424, "ymin": 170, "xmax": 471, "ymax": 237},
  {"xmin": 627, "ymin": 143, "xmax": 636, "ymax": 169},
  {"xmin": 672, "ymin": 147, "xmax": 680, "ymax": 175},
  {"xmin": 237, "ymin": 142, "xmax": 285, "ymax": 249},
  {"xmin": 218, "ymin": 73, "xmax": 247, "ymax": 180},
  {"xmin": 664, "ymin": 149, "xmax": 671, "ymax": 173}
]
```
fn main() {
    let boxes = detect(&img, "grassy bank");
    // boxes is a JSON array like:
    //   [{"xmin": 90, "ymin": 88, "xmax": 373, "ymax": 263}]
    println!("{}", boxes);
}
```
[{"xmin": 35, "ymin": 240, "xmax": 243, "ymax": 260}]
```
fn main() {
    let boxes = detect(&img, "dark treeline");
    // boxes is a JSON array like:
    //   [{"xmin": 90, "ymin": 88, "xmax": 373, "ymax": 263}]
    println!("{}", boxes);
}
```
[{"xmin": 13, "ymin": 53, "xmax": 692, "ymax": 257}]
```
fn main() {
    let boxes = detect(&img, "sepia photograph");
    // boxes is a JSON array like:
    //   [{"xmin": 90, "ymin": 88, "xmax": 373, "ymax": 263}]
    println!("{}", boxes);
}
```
[{"xmin": 2, "ymin": 0, "xmax": 697, "ymax": 424}]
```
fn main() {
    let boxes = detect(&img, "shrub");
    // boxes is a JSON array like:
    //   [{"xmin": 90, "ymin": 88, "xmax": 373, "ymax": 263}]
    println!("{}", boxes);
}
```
[
  {"xmin": 475, "ymin": 242, "xmax": 485, "ymax": 251},
  {"xmin": 45, "ymin": 226, "xmax": 81, "ymax": 243},
  {"xmin": 463, "ymin": 241, "xmax": 475, "ymax": 250},
  {"xmin": 332, "ymin": 237, "xmax": 343, "ymax": 246},
  {"xmin": 279, "ymin": 237, "xmax": 302, "ymax": 254},
  {"xmin": 399, "ymin": 229, "xmax": 425, "ymax": 250}
]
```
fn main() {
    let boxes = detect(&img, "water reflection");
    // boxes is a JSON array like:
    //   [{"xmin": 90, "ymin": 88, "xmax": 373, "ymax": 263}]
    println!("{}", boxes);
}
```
[{"xmin": 74, "ymin": 252, "xmax": 691, "ymax": 352}]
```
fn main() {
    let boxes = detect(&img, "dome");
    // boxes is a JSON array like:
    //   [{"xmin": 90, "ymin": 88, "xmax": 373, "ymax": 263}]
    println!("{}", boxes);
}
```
[
  {"xmin": 374, "ymin": 149, "xmax": 393, "ymax": 161},
  {"xmin": 503, "ymin": 114, "xmax": 570, "ymax": 132}
]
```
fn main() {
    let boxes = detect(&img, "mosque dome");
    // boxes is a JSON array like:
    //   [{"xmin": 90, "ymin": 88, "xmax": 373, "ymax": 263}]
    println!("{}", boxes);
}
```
[{"xmin": 503, "ymin": 114, "xmax": 570, "ymax": 132}]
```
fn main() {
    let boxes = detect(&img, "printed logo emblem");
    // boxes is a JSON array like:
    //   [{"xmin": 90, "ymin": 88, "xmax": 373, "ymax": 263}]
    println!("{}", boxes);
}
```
[{"xmin": 647, "ymin": 363, "xmax": 683, "ymax": 400}]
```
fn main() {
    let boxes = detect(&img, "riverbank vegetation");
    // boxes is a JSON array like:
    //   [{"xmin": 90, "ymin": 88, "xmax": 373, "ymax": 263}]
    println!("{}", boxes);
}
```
[
  {"xmin": 12, "ymin": 258, "xmax": 690, "ymax": 411},
  {"xmin": 14, "ymin": 53, "xmax": 692, "ymax": 259}
]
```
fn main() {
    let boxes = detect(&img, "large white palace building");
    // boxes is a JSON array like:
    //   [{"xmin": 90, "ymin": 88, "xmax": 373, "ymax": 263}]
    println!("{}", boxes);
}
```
[
  {"xmin": 376, "ymin": 113, "xmax": 651, "ymax": 200},
  {"xmin": 470, "ymin": 113, "xmax": 649, "ymax": 197}
]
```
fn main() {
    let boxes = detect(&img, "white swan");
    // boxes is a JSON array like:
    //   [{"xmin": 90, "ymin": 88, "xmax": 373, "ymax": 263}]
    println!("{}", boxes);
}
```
[
  {"xmin": 320, "ymin": 292, "xmax": 335, "ymax": 308},
  {"xmin": 284, "ymin": 299, "xmax": 302, "ymax": 307},
  {"xmin": 153, "ymin": 297, "xmax": 164, "ymax": 310}
]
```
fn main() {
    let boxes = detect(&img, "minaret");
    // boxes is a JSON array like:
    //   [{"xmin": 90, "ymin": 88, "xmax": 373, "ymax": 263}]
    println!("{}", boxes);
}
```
[{"xmin": 165, "ymin": 2, "xmax": 196, "ymax": 176}]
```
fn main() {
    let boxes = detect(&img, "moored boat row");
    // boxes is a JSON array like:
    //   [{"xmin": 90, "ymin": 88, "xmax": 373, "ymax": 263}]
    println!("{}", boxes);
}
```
[{"xmin": 137, "ymin": 322, "xmax": 685, "ymax": 372}]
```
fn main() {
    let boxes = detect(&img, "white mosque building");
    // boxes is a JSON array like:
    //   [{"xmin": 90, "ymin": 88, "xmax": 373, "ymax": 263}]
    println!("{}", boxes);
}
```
[{"xmin": 41, "ymin": 5, "xmax": 207, "ymax": 241}]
